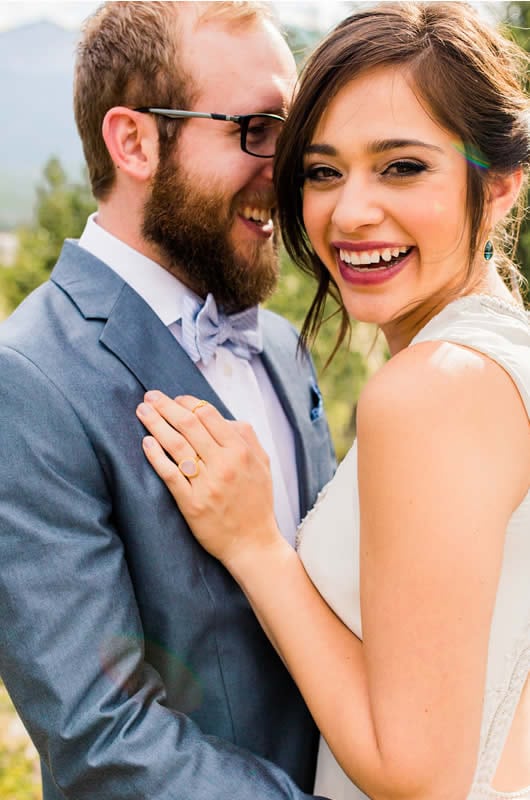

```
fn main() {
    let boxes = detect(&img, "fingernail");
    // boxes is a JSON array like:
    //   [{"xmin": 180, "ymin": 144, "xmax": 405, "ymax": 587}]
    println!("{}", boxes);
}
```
[
  {"xmin": 137, "ymin": 402, "xmax": 153, "ymax": 417},
  {"xmin": 143, "ymin": 436, "xmax": 156, "ymax": 450},
  {"xmin": 145, "ymin": 390, "xmax": 161, "ymax": 403}
]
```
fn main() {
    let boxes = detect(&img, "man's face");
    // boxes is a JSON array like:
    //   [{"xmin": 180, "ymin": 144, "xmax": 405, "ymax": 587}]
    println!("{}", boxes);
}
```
[{"xmin": 142, "ymin": 18, "xmax": 297, "ymax": 312}]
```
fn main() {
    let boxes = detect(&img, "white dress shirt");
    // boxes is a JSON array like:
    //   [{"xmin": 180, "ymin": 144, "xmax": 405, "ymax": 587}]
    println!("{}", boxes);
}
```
[{"xmin": 78, "ymin": 214, "xmax": 300, "ymax": 544}]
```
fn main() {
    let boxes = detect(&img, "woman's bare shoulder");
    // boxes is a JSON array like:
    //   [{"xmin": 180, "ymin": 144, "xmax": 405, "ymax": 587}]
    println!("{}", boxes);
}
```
[{"xmin": 357, "ymin": 339, "xmax": 529, "ymax": 505}]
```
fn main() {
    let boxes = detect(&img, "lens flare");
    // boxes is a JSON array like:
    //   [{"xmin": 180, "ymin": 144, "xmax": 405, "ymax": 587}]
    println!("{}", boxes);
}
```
[
  {"xmin": 99, "ymin": 633, "xmax": 204, "ymax": 713},
  {"xmin": 453, "ymin": 141, "xmax": 490, "ymax": 170}
]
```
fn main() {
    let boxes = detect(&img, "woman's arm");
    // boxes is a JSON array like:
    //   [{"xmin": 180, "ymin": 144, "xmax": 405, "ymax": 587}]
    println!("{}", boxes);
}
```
[{"xmin": 137, "ymin": 340, "xmax": 529, "ymax": 800}]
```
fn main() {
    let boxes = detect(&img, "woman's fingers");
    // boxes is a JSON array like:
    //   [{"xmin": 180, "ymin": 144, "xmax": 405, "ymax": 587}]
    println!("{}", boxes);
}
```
[
  {"xmin": 176, "ymin": 395, "xmax": 245, "ymax": 449},
  {"xmin": 136, "ymin": 398, "xmax": 200, "ymax": 466},
  {"xmin": 141, "ymin": 435, "xmax": 193, "ymax": 500},
  {"xmin": 138, "ymin": 393, "xmax": 270, "ymax": 475},
  {"xmin": 138, "ymin": 391, "xmax": 221, "ymax": 461},
  {"xmin": 138, "ymin": 392, "xmax": 278, "ymax": 565},
  {"xmin": 177, "ymin": 396, "xmax": 270, "ymax": 466}
]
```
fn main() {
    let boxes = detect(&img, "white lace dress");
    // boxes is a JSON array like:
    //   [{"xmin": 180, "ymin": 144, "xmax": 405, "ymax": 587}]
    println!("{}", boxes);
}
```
[{"xmin": 297, "ymin": 295, "xmax": 530, "ymax": 800}]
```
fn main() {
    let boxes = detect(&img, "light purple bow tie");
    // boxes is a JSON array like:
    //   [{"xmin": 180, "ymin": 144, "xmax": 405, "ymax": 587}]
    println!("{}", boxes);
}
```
[{"xmin": 181, "ymin": 292, "xmax": 263, "ymax": 366}]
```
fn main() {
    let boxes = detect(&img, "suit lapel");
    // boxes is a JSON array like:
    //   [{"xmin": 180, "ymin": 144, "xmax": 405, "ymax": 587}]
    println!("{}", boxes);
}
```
[
  {"xmin": 260, "ymin": 314, "xmax": 316, "ymax": 517},
  {"xmin": 100, "ymin": 285, "xmax": 233, "ymax": 416},
  {"xmin": 51, "ymin": 241, "xmax": 234, "ymax": 418}
]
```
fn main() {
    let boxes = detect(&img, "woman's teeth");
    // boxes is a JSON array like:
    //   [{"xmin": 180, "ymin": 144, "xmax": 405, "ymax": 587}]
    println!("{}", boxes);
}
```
[{"xmin": 339, "ymin": 245, "xmax": 411, "ymax": 270}]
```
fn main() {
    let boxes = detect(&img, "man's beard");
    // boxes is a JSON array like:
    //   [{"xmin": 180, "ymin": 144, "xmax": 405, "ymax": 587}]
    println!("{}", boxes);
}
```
[{"xmin": 142, "ymin": 157, "xmax": 280, "ymax": 313}]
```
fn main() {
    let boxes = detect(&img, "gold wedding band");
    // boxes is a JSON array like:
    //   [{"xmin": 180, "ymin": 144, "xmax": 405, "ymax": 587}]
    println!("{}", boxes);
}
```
[
  {"xmin": 178, "ymin": 456, "xmax": 200, "ymax": 479},
  {"xmin": 191, "ymin": 400, "xmax": 209, "ymax": 414}
]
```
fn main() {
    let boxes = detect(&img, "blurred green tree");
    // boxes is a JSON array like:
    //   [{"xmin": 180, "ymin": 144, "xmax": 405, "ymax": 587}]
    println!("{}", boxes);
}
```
[
  {"xmin": 505, "ymin": 1, "xmax": 530, "ymax": 52},
  {"xmin": 0, "ymin": 683, "xmax": 40, "ymax": 800},
  {"xmin": 503, "ymin": 2, "xmax": 530, "ymax": 292},
  {"xmin": 267, "ymin": 252, "xmax": 387, "ymax": 459},
  {"xmin": 0, "ymin": 157, "xmax": 95, "ymax": 311}
]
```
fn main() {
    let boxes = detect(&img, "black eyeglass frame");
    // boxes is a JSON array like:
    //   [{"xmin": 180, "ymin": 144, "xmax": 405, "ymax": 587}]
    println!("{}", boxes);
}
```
[{"xmin": 134, "ymin": 107, "xmax": 285, "ymax": 158}]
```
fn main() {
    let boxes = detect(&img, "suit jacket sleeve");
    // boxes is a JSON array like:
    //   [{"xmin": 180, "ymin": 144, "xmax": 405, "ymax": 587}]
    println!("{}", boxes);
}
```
[{"xmin": 0, "ymin": 346, "xmax": 329, "ymax": 800}]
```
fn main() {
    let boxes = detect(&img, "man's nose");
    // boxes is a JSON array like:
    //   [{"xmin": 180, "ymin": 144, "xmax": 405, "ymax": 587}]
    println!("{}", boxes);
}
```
[{"xmin": 331, "ymin": 175, "xmax": 385, "ymax": 233}]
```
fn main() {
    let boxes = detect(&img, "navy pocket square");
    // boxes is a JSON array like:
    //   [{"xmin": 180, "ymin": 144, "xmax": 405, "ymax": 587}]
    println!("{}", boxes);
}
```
[{"xmin": 309, "ymin": 379, "xmax": 324, "ymax": 422}]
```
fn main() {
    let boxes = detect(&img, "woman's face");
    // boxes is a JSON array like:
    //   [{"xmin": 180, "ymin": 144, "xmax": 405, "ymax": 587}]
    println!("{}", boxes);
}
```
[{"xmin": 301, "ymin": 66, "xmax": 474, "ymax": 350}]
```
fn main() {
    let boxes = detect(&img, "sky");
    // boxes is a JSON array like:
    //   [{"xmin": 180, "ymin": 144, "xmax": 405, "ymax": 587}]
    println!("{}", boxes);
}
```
[
  {"xmin": 0, "ymin": 1, "xmax": 358, "ymax": 33},
  {"xmin": 0, "ymin": 1, "xmax": 98, "ymax": 30}
]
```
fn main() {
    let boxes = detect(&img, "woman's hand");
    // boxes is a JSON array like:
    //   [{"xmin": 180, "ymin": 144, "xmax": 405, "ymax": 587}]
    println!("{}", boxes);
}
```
[{"xmin": 136, "ymin": 391, "xmax": 281, "ymax": 569}]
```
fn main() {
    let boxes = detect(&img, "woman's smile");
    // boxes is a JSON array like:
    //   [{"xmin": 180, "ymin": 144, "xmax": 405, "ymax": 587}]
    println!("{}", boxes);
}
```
[{"xmin": 333, "ymin": 241, "xmax": 415, "ymax": 286}]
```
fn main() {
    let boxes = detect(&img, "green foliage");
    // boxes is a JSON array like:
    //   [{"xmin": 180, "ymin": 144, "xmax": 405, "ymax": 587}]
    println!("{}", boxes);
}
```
[
  {"xmin": 505, "ymin": 1, "xmax": 530, "ymax": 54},
  {"xmin": 0, "ymin": 157, "xmax": 95, "ymax": 311},
  {"xmin": 0, "ymin": 170, "xmax": 37, "ymax": 229},
  {"xmin": 0, "ymin": 683, "xmax": 41, "ymax": 800},
  {"xmin": 502, "ymin": 3, "xmax": 530, "ymax": 292},
  {"xmin": 267, "ymin": 252, "xmax": 387, "ymax": 459},
  {"xmin": 283, "ymin": 24, "xmax": 322, "ymax": 67}
]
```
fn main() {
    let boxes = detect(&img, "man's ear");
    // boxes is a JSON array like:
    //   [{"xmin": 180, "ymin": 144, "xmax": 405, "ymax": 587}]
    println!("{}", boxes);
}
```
[
  {"xmin": 102, "ymin": 107, "xmax": 159, "ymax": 183},
  {"xmin": 486, "ymin": 168, "xmax": 524, "ymax": 227}
]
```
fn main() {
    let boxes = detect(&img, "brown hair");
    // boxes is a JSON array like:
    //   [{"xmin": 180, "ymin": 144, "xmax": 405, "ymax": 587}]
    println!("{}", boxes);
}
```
[
  {"xmin": 74, "ymin": 1, "xmax": 274, "ymax": 200},
  {"xmin": 274, "ymin": 1, "xmax": 530, "ymax": 352}
]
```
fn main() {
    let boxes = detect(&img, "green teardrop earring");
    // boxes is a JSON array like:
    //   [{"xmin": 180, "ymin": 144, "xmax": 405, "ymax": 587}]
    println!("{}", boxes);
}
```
[{"xmin": 483, "ymin": 240, "xmax": 494, "ymax": 261}]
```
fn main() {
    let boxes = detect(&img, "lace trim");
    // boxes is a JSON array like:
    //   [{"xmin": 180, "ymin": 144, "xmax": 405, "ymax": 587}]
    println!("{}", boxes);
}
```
[
  {"xmin": 476, "ymin": 639, "xmax": 530, "ymax": 783},
  {"xmin": 412, "ymin": 296, "xmax": 530, "ymax": 346},
  {"xmin": 295, "ymin": 481, "xmax": 333, "ymax": 550},
  {"xmin": 455, "ymin": 294, "xmax": 530, "ymax": 326},
  {"xmin": 470, "ymin": 785, "xmax": 530, "ymax": 799}
]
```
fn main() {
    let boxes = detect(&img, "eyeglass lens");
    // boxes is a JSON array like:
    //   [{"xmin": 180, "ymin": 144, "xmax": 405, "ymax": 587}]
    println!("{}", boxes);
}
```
[{"xmin": 242, "ymin": 115, "xmax": 284, "ymax": 157}]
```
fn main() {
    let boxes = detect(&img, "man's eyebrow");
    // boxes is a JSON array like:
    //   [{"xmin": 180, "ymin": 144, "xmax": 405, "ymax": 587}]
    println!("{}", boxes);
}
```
[
  {"xmin": 247, "ymin": 102, "xmax": 288, "ymax": 116},
  {"xmin": 262, "ymin": 107, "xmax": 287, "ymax": 116},
  {"xmin": 304, "ymin": 139, "xmax": 444, "ymax": 156}
]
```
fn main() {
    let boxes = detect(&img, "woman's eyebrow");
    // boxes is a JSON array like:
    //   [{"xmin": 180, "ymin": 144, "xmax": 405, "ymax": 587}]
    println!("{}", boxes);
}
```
[
  {"xmin": 304, "ymin": 143, "xmax": 338, "ymax": 156},
  {"xmin": 304, "ymin": 139, "xmax": 444, "ymax": 156},
  {"xmin": 369, "ymin": 138, "xmax": 444, "ymax": 154}
]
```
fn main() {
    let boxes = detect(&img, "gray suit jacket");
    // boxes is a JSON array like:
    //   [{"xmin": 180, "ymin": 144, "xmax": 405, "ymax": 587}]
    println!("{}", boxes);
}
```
[{"xmin": 0, "ymin": 241, "xmax": 336, "ymax": 800}]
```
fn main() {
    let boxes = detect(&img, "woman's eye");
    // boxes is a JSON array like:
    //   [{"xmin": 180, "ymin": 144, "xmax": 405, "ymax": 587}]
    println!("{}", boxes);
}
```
[
  {"xmin": 301, "ymin": 165, "xmax": 341, "ymax": 183},
  {"xmin": 383, "ymin": 160, "xmax": 427, "ymax": 177}
]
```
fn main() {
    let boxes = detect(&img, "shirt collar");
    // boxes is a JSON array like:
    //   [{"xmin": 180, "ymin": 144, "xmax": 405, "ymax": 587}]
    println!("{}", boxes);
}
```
[{"xmin": 78, "ymin": 213, "xmax": 197, "ymax": 326}]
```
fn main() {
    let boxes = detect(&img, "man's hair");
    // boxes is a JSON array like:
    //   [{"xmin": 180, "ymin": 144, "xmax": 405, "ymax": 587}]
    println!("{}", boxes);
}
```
[{"xmin": 74, "ymin": 1, "xmax": 275, "ymax": 200}]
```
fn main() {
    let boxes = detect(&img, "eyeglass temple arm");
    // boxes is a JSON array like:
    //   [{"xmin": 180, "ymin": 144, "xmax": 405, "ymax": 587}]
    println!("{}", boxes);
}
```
[{"xmin": 134, "ymin": 108, "xmax": 239, "ymax": 123}]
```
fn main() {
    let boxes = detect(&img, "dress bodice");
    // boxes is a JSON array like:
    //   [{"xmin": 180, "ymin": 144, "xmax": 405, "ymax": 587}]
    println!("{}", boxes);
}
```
[{"xmin": 297, "ymin": 295, "xmax": 530, "ymax": 800}]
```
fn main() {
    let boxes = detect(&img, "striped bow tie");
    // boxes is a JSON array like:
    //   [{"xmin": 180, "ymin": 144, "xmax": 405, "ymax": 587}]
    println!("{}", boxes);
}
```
[{"xmin": 181, "ymin": 292, "xmax": 263, "ymax": 366}]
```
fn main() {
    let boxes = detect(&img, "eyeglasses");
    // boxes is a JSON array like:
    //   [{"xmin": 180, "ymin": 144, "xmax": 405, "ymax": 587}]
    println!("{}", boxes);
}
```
[{"xmin": 134, "ymin": 108, "xmax": 285, "ymax": 158}]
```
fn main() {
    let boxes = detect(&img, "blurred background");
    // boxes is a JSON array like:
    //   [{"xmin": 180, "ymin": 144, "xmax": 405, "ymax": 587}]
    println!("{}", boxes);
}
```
[{"xmin": 0, "ymin": 2, "xmax": 528, "ymax": 797}]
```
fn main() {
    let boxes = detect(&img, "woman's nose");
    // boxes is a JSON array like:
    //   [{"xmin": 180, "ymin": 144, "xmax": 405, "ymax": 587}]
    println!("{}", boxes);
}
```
[{"xmin": 331, "ymin": 176, "xmax": 385, "ymax": 233}]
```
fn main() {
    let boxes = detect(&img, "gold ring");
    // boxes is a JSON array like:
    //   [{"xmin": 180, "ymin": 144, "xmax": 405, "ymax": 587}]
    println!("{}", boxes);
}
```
[
  {"xmin": 191, "ymin": 400, "xmax": 209, "ymax": 414},
  {"xmin": 177, "ymin": 456, "xmax": 200, "ymax": 479}
]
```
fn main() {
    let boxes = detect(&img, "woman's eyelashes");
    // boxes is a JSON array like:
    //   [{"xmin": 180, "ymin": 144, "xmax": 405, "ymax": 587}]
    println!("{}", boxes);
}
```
[
  {"xmin": 301, "ymin": 164, "xmax": 342, "ymax": 183},
  {"xmin": 382, "ymin": 159, "xmax": 428, "ymax": 178},
  {"xmin": 301, "ymin": 159, "xmax": 429, "ymax": 184}
]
